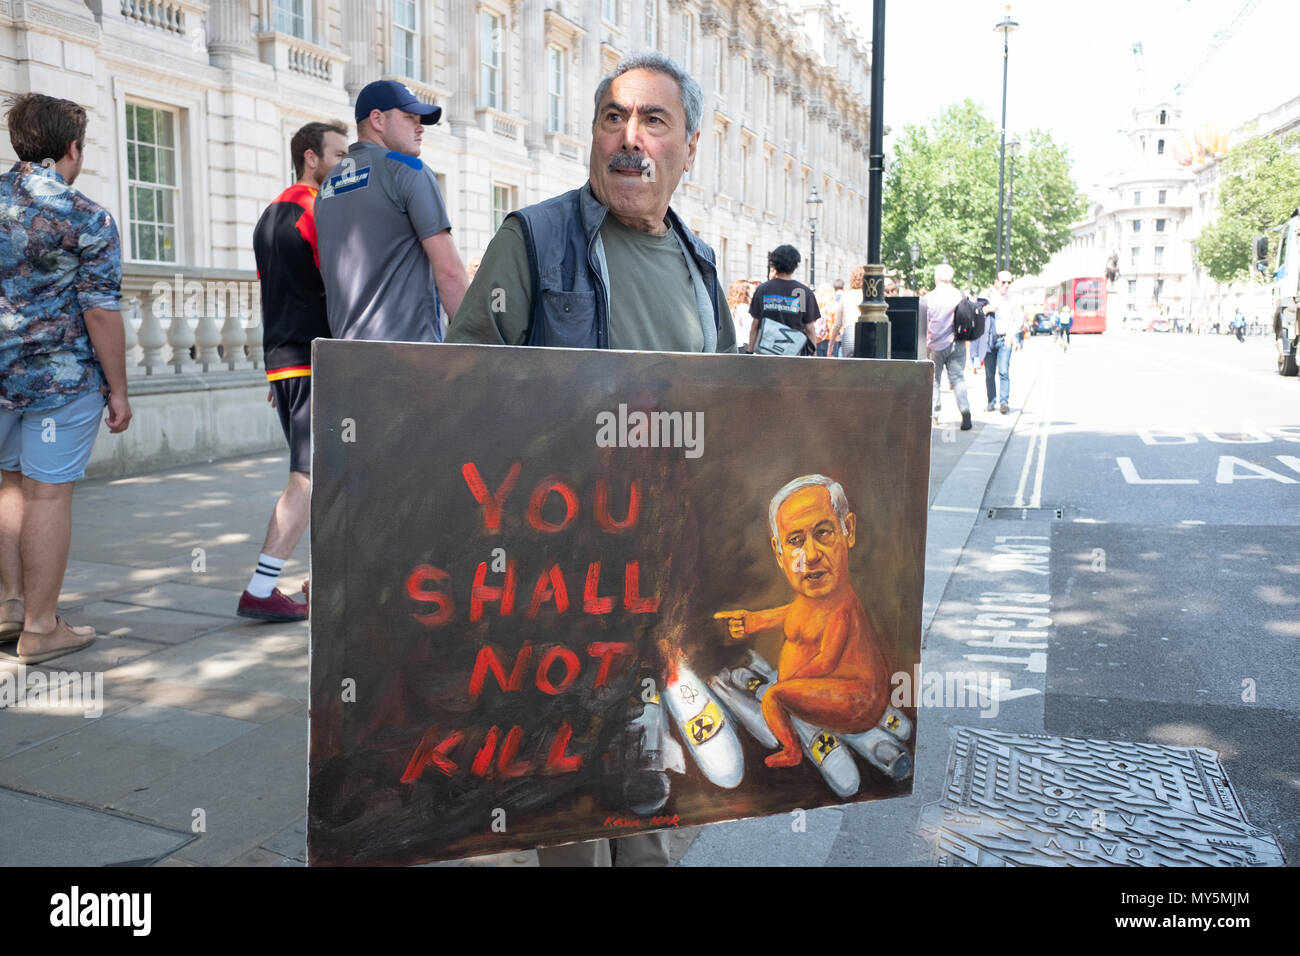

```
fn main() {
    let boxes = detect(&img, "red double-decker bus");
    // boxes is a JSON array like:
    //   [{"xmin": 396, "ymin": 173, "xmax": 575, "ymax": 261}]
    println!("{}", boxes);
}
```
[{"xmin": 1047, "ymin": 277, "xmax": 1107, "ymax": 333}]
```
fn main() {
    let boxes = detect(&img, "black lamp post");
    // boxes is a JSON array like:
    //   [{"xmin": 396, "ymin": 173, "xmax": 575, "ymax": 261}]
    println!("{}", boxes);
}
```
[
  {"xmin": 1006, "ymin": 135, "xmax": 1019, "ymax": 273},
  {"xmin": 994, "ymin": 5, "xmax": 1019, "ymax": 273},
  {"xmin": 806, "ymin": 187, "xmax": 823, "ymax": 286}
]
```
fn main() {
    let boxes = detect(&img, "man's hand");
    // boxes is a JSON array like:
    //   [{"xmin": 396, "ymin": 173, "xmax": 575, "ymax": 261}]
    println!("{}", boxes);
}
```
[
  {"xmin": 267, "ymin": 386, "xmax": 276, "ymax": 408},
  {"xmin": 104, "ymin": 391, "xmax": 132, "ymax": 433},
  {"xmin": 713, "ymin": 609, "xmax": 749, "ymax": 640}
]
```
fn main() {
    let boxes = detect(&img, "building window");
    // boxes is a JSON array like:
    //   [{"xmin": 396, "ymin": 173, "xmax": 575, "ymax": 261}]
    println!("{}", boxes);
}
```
[
  {"xmin": 644, "ymin": 0, "xmax": 657, "ymax": 47},
  {"xmin": 480, "ymin": 10, "xmax": 502, "ymax": 110},
  {"xmin": 1133, "ymin": 191, "xmax": 1141, "ymax": 205},
  {"xmin": 546, "ymin": 45, "xmax": 565, "ymax": 133},
  {"xmin": 1155, "ymin": 218, "xmax": 1166, "ymax": 232},
  {"xmin": 1158, "ymin": 189, "xmax": 1167, "ymax": 204},
  {"xmin": 1154, "ymin": 246, "xmax": 1164, "ymax": 266},
  {"xmin": 1130, "ymin": 246, "xmax": 1139, "ymax": 266},
  {"xmin": 1158, "ymin": 109, "xmax": 1167, "ymax": 125},
  {"xmin": 602, "ymin": 0, "xmax": 618, "ymax": 24},
  {"xmin": 1132, "ymin": 219, "xmax": 1141, "ymax": 232},
  {"xmin": 392, "ymin": 0, "xmax": 418, "ymax": 79},
  {"xmin": 273, "ymin": 0, "xmax": 307, "ymax": 39},
  {"xmin": 1157, "ymin": 138, "xmax": 1165, "ymax": 154},
  {"xmin": 492, "ymin": 183, "xmax": 515, "ymax": 231},
  {"xmin": 1154, "ymin": 277, "xmax": 1164, "ymax": 299},
  {"xmin": 126, "ymin": 102, "xmax": 178, "ymax": 263},
  {"xmin": 1128, "ymin": 279, "xmax": 1137, "ymax": 295}
]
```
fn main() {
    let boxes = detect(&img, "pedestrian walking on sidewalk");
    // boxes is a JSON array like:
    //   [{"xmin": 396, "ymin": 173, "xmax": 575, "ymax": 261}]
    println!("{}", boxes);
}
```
[
  {"xmin": 973, "ymin": 270, "xmax": 1021, "ymax": 414},
  {"xmin": 316, "ymin": 80, "xmax": 469, "ymax": 341},
  {"xmin": 0, "ymin": 93, "xmax": 131, "ymax": 663},
  {"xmin": 923, "ymin": 264, "xmax": 972, "ymax": 430},
  {"xmin": 238, "ymin": 121, "xmax": 349, "ymax": 622}
]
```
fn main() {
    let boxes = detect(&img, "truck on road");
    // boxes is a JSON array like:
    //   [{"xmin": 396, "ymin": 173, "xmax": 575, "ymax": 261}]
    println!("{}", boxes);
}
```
[{"xmin": 1256, "ymin": 209, "xmax": 1300, "ymax": 376}]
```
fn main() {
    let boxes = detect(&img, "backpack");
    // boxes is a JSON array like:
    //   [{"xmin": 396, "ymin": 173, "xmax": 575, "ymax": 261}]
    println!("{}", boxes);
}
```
[{"xmin": 953, "ymin": 296, "xmax": 986, "ymax": 342}]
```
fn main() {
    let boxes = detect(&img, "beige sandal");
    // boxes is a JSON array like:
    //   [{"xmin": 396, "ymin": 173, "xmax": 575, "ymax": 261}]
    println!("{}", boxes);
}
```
[{"xmin": 16, "ymin": 615, "xmax": 96, "ymax": 664}]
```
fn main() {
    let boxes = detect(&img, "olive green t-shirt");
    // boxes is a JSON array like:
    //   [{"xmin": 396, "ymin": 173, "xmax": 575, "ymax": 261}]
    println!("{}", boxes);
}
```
[{"xmin": 448, "ymin": 215, "xmax": 736, "ymax": 353}]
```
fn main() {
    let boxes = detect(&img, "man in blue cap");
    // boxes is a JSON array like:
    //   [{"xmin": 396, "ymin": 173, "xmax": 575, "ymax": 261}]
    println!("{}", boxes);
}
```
[{"xmin": 316, "ymin": 80, "xmax": 468, "ymax": 342}]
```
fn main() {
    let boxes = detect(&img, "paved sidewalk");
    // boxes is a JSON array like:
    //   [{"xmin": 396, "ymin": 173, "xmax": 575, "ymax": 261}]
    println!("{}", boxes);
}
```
[{"xmin": 0, "ymin": 357, "xmax": 1033, "ymax": 867}]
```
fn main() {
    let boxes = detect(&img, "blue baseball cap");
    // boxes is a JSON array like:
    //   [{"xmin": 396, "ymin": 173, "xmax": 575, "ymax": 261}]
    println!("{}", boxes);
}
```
[{"xmin": 354, "ymin": 80, "xmax": 442, "ymax": 125}]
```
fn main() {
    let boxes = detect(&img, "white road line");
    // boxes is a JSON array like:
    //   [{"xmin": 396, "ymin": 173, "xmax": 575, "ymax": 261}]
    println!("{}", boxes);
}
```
[
  {"xmin": 1030, "ymin": 376, "xmax": 1054, "ymax": 509},
  {"xmin": 1013, "ymin": 416, "xmax": 1039, "ymax": 508}
]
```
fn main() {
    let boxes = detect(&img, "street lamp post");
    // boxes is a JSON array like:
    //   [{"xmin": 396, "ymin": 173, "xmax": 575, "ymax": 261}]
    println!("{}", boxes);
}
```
[
  {"xmin": 856, "ymin": 0, "xmax": 890, "ymax": 359},
  {"xmin": 994, "ymin": 5, "xmax": 1019, "ymax": 273},
  {"xmin": 806, "ymin": 187, "xmax": 823, "ymax": 287},
  {"xmin": 1006, "ymin": 135, "xmax": 1019, "ymax": 273}
]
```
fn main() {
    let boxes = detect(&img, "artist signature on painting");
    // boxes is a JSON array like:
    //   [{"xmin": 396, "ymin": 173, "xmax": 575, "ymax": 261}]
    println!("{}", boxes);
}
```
[{"xmin": 603, "ymin": 814, "xmax": 681, "ymax": 829}]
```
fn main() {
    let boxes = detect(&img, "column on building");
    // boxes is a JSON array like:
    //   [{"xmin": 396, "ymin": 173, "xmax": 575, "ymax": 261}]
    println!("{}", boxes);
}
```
[
  {"xmin": 580, "ymin": 0, "xmax": 602, "ymax": 126},
  {"xmin": 341, "ymin": 0, "xmax": 379, "ymax": 100},
  {"xmin": 521, "ymin": 0, "xmax": 546, "ymax": 151},
  {"xmin": 445, "ymin": 0, "xmax": 477, "ymax": 129},
  {"xmin": 630, "ymin": 0, "xmax": 647, "ymax": 46},
  {"xmin": 207, "ymin": 0, "xmax": 256, "ymax": 64}
]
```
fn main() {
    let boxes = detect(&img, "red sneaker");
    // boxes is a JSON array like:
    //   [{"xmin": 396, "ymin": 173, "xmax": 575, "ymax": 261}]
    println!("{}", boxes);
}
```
[{"xmin": 238, "ymin": 588, "xmax": 308, "ymax": 622}]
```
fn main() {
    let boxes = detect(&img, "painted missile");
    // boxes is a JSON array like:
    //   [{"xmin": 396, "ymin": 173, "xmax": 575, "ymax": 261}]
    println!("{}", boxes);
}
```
[
  {"xmin": 662, "ymin": 660, "xmax": 745, "ymax": 789},
  {"xmin": 622, "ymin": 693, "xmax": 686, "ymax": 815},
  {"xmin": 708, "ymin": 666, "xmax": 780, "ymax": 749},
  {"xmin": 841, "ymin": 726, "xmax": 913, "ymax": 780},
  {"xmin": 731, "ymin": 653, "xmax": 859, "ymax": 798}
]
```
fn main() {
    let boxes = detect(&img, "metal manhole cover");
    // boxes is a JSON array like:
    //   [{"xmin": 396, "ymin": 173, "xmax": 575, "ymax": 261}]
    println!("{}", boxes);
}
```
[
  {"xmin": 919, "ymin": 728, "xmax": 1285, "ymax": 866},
  {"xmin": 986, "ymin": 507, "xmax": 1063, "ymax": 520}
]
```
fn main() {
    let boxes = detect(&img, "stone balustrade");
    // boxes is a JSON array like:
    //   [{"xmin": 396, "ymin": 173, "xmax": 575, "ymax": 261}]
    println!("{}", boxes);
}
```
[{"xmin": 121, "ymin": 265, "xmax": 265, "ymax": 378}]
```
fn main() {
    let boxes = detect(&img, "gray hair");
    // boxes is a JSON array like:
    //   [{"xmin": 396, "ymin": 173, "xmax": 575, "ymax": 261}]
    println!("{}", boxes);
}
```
[
  {"xmin": 593, "ymin": 51, "xmax": 703, "ymax": 140},
  {"xmin": 768, "ymin": 475, "xmax": 851, "ymax": 553},
  {"xmin": 934, "ymin": 263, "xmax": 954, "ymax": 284}
]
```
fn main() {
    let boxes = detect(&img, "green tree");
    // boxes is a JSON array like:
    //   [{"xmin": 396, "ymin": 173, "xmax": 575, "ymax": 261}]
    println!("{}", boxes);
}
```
[
  {"xmin": 1193, "ymin": 130, "xmax": 1300, "ymax": 284},
  {"xmin": 883, "ymin": 99, "xmax": 1085, "ymax": 290}
]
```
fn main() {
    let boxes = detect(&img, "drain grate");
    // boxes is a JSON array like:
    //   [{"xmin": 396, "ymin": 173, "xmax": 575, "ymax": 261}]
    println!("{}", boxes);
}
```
[
  {"xmin": 920, "ymin": 728, "xmax": 1285, "ymax": 867},
  {"xmin": 986, "ymin": 506, "xmax": 1063, "ymax": 520}
]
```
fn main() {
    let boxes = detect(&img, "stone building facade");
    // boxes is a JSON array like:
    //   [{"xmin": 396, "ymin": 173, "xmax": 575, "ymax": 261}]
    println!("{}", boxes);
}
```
[
  {"xmin": 1, "ymin": 0, "xmax": 874, "ymax": 299},
  {"xmin": 1026, "ymin": 102, "xmax": 1195, "ymax": 324}
]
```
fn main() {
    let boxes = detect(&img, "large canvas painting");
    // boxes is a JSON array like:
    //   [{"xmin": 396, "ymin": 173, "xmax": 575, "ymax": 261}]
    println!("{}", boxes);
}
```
[{"xmin": 307, "ymin": 341, "xmax": 931, "ymax": 865}]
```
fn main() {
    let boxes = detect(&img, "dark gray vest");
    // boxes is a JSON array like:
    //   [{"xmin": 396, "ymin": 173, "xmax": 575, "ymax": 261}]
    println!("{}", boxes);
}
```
[{"xmin": 507, "ymin": 183, "xmax": 722, "ymax": 348}]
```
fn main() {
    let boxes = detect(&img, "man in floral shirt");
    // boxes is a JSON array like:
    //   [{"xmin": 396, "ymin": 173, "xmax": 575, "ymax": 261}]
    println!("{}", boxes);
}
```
[{"xmin": 0, "ymin": 93, "xmax": 131, "ymax": 663}]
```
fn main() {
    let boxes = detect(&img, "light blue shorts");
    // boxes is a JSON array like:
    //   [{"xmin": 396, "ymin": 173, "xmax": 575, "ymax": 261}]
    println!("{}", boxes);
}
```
[{"xmin": 0, "ymin": 390, "xmax": 106, "ymax": 484}]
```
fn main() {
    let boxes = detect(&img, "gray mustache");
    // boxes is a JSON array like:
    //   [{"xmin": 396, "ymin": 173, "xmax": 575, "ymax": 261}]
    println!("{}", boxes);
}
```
[{"xmin": 607, "ymin": 153, "xmax": 649, "ymax": 173}]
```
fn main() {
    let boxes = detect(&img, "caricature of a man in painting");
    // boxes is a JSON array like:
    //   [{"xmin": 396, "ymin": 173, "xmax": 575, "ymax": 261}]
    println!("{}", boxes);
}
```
[{"xmin": 715, "ymin": 475, "xmax": 889, "ymax": 767}]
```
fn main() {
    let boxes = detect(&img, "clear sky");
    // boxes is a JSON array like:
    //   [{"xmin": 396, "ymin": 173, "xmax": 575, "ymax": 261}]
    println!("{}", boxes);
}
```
[{"xmin": 841, "ymin": 0, "xmax": 1297, "ymax": 192}]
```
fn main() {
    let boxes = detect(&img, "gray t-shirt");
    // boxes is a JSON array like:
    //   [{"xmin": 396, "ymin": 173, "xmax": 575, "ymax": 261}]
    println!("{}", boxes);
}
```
[
  {"xmin": 315, "ymin": 141, "xmax": 452, "ymax": 342},
  {"xmin": 448, "ymin": 215, "xmax": 735, "ymax": 353}
]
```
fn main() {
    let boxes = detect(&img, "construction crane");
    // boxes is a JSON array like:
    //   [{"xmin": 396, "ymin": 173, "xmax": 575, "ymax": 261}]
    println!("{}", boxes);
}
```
[{"xmin": 1174, "ymin": 0, "xmax": 1261, "ymax": 97}]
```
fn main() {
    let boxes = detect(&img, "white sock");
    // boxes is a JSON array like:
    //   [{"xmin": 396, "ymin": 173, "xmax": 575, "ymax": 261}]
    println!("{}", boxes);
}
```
[{"xmin": 247, "ymin": 553, "xmax": 286, "ymax": 598}]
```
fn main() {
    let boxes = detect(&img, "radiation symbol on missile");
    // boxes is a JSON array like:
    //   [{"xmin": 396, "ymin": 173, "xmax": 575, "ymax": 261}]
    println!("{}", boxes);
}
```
[
  {"xmin": 885, "ymin": 713, "xmax": 901, "ymax": 732},
  {"xmin": 812, "ymin": 733, "xmax": 839, "ymax": 765},
  {"xmin": 684, "ymin": 700, "xmax": 723, "ymax": 745}
]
